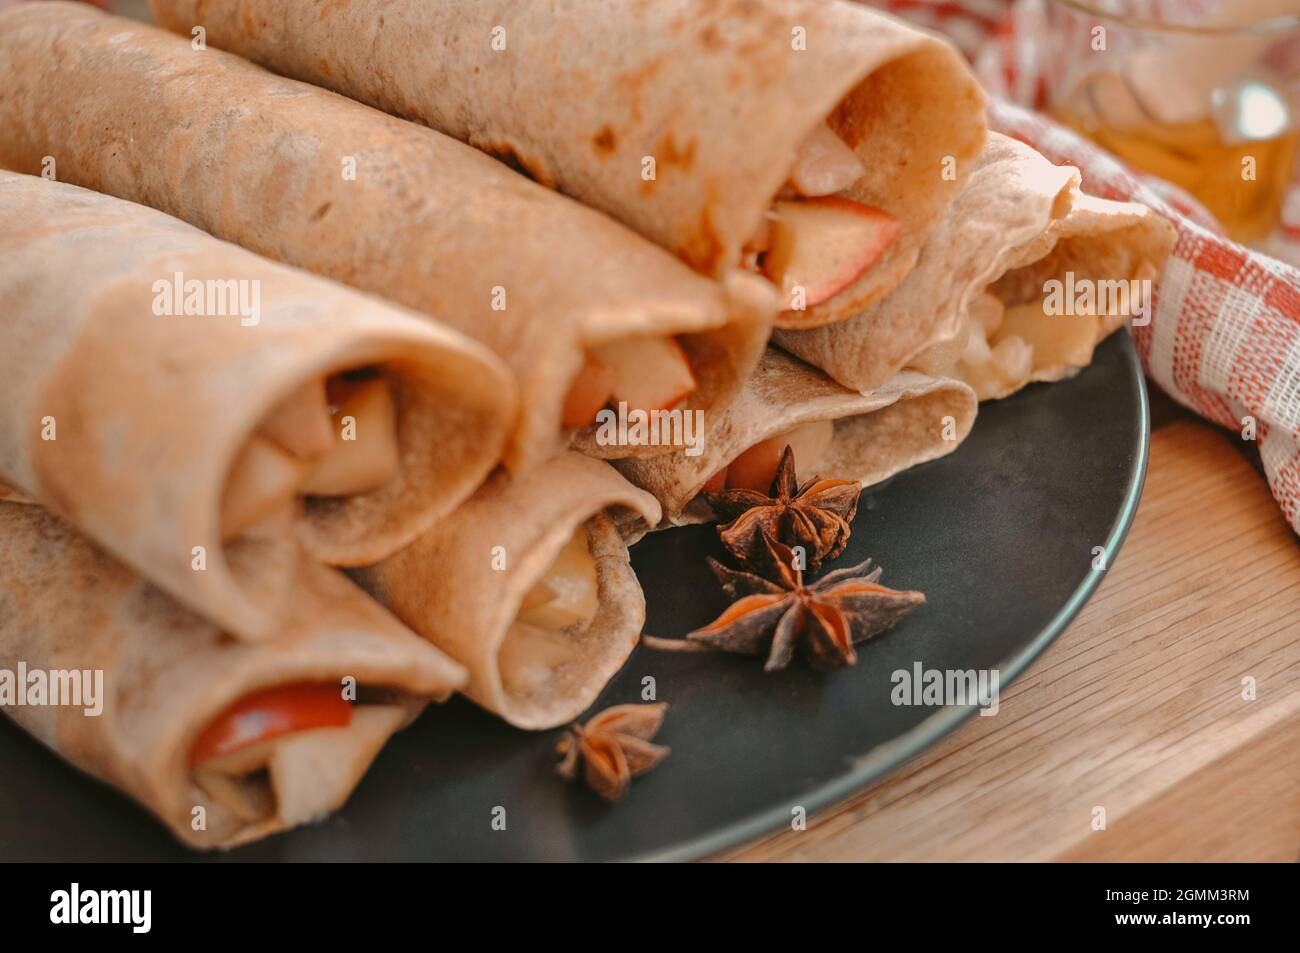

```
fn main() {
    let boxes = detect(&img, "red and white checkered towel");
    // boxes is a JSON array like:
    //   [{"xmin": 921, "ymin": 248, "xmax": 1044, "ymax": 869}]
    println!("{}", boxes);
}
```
[{"xmin": 869, "ymin": 0, "xmax": 1300, "ymax": 535}]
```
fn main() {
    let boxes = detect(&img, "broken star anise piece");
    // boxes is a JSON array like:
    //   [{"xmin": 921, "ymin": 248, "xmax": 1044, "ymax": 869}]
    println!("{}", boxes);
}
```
[
  {"xmin": 686, "ymin": 530, "xmax": 924, "ymax": 672},
  {"xmin": 555, "ymin": 702, "xmax": 670, "ymax": 802},
  {"xmin": 705, "ymin": 445, "xmax": 860, "ymax": 575}
]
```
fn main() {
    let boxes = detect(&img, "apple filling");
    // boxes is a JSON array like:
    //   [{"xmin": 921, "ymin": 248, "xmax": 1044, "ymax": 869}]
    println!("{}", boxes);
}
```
[
  {"xmin": 700, "ymin": 419, "xmax": 835, "ymax": 496},
  {"xmin": 190, "ymin": 681, "xmax": 406, "ymax": 827},
  {"xmin": 498, "ymin": 524, "xmax": 599, "ymax": 696},
  {"xmin": 560, "ymin": 336, "xmax": 698, "ymax": 430},
  {"xmin": 220, "ymin": 371, "xmax": 400, "ymax": 540},
  {"xmin": 743, "ymin": 123, "xmax": 900, "ymax": 311},
  {"xmin": 910, "ymin": 290, "xmax": 1114, "ymax": 400}
]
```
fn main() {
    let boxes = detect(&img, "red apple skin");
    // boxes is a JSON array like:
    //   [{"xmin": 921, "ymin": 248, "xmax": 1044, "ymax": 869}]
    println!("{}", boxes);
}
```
[
  {"xmin": 763, "ymin": 197, "xmax": 900, "ymax": 311},
  {"xmin": 725, "ymin": 438, "xmax": 787, "ymax": 493},
  {"xmin": 560, "ymin": 355, "xmax": 616, "ymax": 429},
  {"xmin": 700, "ymin": 467, "xmax": 729, "ymax": 495},
  {"xmin": 719, "ymin": 418, "xmax": 836, "ymax": 493}
]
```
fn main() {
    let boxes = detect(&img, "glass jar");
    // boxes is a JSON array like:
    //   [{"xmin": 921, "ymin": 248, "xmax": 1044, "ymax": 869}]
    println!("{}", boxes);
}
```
[{"xmin": 1045, "ymin": 0, "xmax": 1300, "ymax": 242}]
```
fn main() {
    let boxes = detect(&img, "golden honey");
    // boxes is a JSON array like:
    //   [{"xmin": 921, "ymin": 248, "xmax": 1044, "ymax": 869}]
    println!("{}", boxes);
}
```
[{"xmin": 1053, "ymin": 106, "xmax": 1298, "ymax": 242}]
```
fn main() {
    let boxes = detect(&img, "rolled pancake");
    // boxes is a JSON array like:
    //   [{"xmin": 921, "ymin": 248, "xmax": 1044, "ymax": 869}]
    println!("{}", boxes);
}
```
[
  {"xmin": 0, "ymin": 172, "xmax": 514, "ymax": 639},
  {"xmin": 0, "ymin": 4, "xmax": 775, "ymax": 472},
  {"xmin": 776, "ymin": 134, "xmax": 1177, "ymax": 398},
  {"xmin": 354, "ymin": 455, "xmax": 662, "ymax": 730},
  {"xmin": 147, "ymin": 0, "xmax": 986, "ymax": 328},
  {"xmin": 0, "ymin": 503, "xmax": 466, "ymax": 850},
  {"xmin": 614, "ymin": 349, "xmax": 978, "ymax": 526}
]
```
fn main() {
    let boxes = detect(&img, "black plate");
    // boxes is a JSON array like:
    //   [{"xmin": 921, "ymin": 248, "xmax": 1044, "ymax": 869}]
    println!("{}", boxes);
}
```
[{"xmin": 0, "ymin": 333, "xmax": 1147, "ymax": 862}]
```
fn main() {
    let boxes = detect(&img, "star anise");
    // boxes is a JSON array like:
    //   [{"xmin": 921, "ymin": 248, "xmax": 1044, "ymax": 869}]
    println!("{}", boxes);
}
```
[
  {"xmin": 555, "ymin": 703, "xmax": 670, "ymax": 801},
  {"xmin": 684, "ymin": 530, "xmax": 924, "ymax": 672},
  {"xmin": 705, "ymin": 445, "xmax": 860, "ymax": 575}
]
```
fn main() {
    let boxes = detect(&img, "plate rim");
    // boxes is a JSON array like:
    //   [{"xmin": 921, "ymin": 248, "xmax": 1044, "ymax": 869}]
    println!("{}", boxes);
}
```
[{"xmin": 633, "ymin": 335, "xmax": 1152, "ymax": 863}]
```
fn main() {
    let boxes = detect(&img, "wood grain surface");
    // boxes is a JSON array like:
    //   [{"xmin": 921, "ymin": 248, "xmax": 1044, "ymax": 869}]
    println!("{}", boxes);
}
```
[{"xmin": 723, "ymin": 411, "xmax": 1300, "ymax": 862}]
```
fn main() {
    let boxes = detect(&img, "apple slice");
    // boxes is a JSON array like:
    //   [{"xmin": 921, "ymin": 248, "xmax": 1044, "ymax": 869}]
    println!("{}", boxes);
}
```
[
  {"xmin": 788, "ymin": 123, "xmax": 867, "ymax": 197},
  {"xmin": 518, "ymin": 577, "xmax": 558, "ymax": 614},
  {"xmin": 221, "ymin": 435, "xmax": 310, "ymax": 540},
  {"xmin": 268, "ymin": 705, "xmax": 405, "ymax": 826},
  {"xmin": 994, "ymin": 301, "xmax": 1100, "ymax": 370},
  {"xmin": 193, "ymin": 768, "xmax": 275, "ymax": 822},
  {"xmin": 724, "ymin": 439, "xmax": 784, "ymax": 493},
  {"xmin": 590, "ymin": 335, "xmax": 696, "ymax": 414},
  {"xmin": 724, "ymin": 420, "xmax": 835, "ymax": 492},
  {"xmin": 516, "ymin": 526, "xmax": 599, "ymax": 630},
  {"xmin": 302, "ymin": 377, "xmax": 400, "ymax": 497},
  {"xmin": 196, "ymin": 735, "xmax": 280, "ymax": 777},
  {"xmin": 499, "ymin": 622, "xmax": 578, "ymax": 695},
  {"xmin": 560, "ymin": 354, "xmax": 616, "ymax": 429},
  {"xmin": 763, "ymin": 198, "xmax": 899, "ymax": 310},
  {"xmin": 258, "ymin": 378, "xmax": 336, "ymax": 460}
]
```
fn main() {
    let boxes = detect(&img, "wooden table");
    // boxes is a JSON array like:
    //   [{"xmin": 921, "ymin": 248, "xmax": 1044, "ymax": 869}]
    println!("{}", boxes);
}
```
[{"xmin": 723, "ymin": 397, "xmax": 1300, "ymax": 862}]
